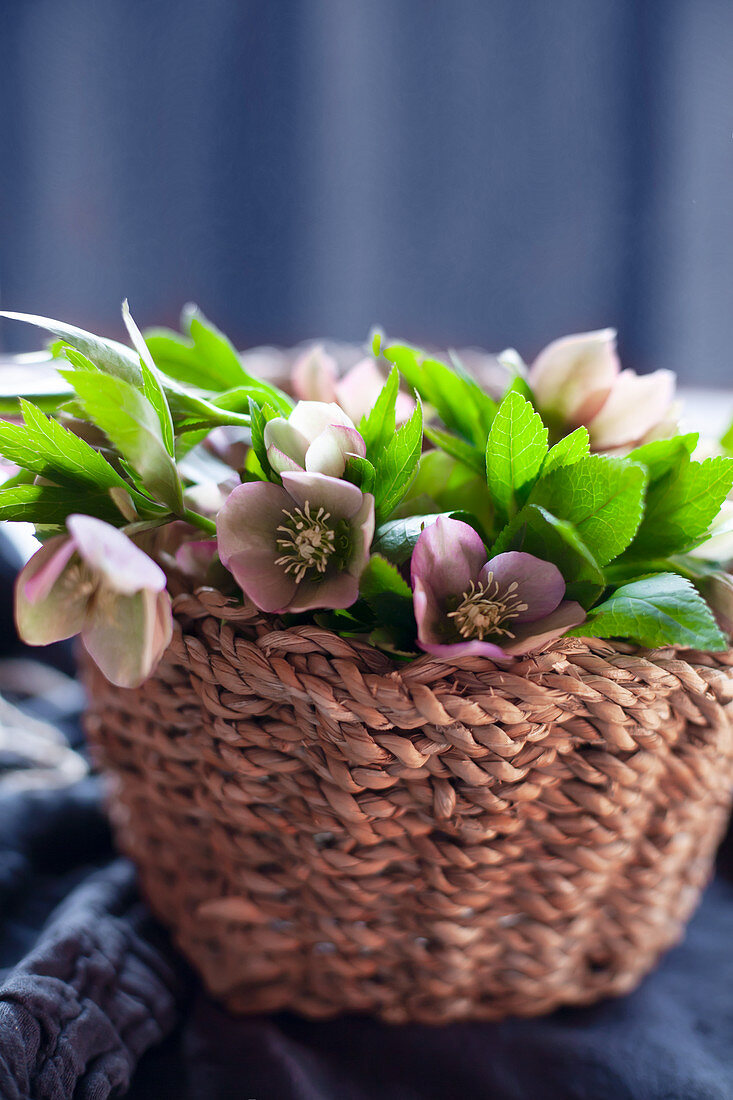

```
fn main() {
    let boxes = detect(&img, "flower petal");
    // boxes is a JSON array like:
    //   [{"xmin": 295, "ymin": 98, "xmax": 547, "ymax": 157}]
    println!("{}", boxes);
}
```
[
  {"xmin": 289, "ymin": 401, "xmax": 356, "ymax": 439},
  {"xmin": 263, "ymin": 418, "xmax": 309, "ymax": 472},
  {"xmin": 304, "ymin": 425, "xmax": 367, "ymax": 477},
  {"xmin": 411, "ymin": 516, "xmax": 486, "ymax": 604},
  {"xmin": 587, "ymin": 369, "xmax": 676, "ymax": 450},
  {"xmin": 335, "ymin": 358, "xmax": 387, "ymax": 423},
  {"xmin": 14, "ymin": 538, "xmax": 88, "ymax": 646},
  {"xmin": 529, "ymin": 329, "xmax": 619, "ymax": 424},
  {"xmin": 287, "ymin": 571, "xmax": 360, "ymax": 613},
  {"xmin": 291, "ymin": 346, "xmax": 339, "ymax": 403},
  {"xmin": 480, "ymin": 551, "xmax": 565, "ymax": 623},
  {"xmin": 224, "ymin": 547, "xmax": 298, "ymax": 613},
  {"xmin": 504, "ymin": 600, "xmax": 586, "ymax": 655},
  {"xmin": 417, "ymin": 637, "xmax": 511, "ymax": 660},
  {"xmin": 281, "ymin": 470, "xmax": 364, "ymax": 520},
  {"xmin": 67, "ymin": 514, "xmax": 166, "ymax": 595},
  {"xmin": 82, "ymin": 587, "xmax": 169, "ymax": 688},
  {"xmin": 217, "ymin": 481, "xmax": 293, "ymax": 563},
  {"xmin": 347, "ymin": 492, "xmax": 376, "ymax": 578}
]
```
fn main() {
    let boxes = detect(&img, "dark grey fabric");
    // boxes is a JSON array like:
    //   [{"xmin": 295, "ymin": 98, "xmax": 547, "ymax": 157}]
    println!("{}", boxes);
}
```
[{"xmin": 1, "ymin": 1, "xmax": 733, "ymax": 380}]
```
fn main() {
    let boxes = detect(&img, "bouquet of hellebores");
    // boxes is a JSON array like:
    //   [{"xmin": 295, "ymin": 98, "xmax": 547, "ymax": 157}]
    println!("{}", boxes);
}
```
[{"xmin": 2, "ymin": 305, "xmax": 733, "ymax": 688}]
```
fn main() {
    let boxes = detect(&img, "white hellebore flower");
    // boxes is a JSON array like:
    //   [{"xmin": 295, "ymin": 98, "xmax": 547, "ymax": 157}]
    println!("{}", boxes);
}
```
[{"xmin": 264, "ymin": 401, "xmax": 366, "ymax": 479}]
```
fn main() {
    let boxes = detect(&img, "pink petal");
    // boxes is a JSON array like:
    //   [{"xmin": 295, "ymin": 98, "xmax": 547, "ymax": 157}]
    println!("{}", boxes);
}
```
[
  {"xmin": 529, "ymin": 329, "xmax": 620, "ymax": 424},
  {"xmin": 217, "ymin": 481, "xmax": 293, "ymax": 564},
  {"xmin": 288, "ymin": 400, "xmax": 356, "ymax": 439},
  {"xmin": 82, "ymin": 587, "xmax": 168, "ymax": 688},
  {"xmin": 395, "ymin": 391, "xmax": 417, "ymax": 425},
  {"xmin": 14, "ymin": 538, "xmax": 88, "ymax": 646},
  {"xmin": 281, "ymin": 470, "xmax": 364, "ymax": 520},
  {"xmin": 291, "ymin": 346, "xmax": 339, "ymax": 403},
  {"xmin": 480, "ymin": 551, "xmax": 565, "ymax": 623},
  {"xmin": 23, "ymin": 536, "xmax": 77, "ymax": 605},
  {"xmin": 67, "ymin": 514, "xmax": 166, "ymax": 595},
  {"xmin": 587, "ymin": 369, "xmax": 676, "ymax": 450},
  {"xmin": 304, "ymin": 425, "xmax": 367, "ymax": 477},
  {"xmin": 504, "ymin": 601, "xmax": 586, "ymax": 655},
  {"xmin": 347, "ymin": 493, "xmax": 376, "ymax": 579},
  {"xmin": 265, "ymin": 444, "xmax": 305, "ymax": 474},
  {"xmin": 263, "ymin": 418, "xmax": 309, "ymax": 472},
  {"xmin": 224, "ymin": 547, "xmax": 298, "ymax": 613},
  {"xmin": 335, "ymin": 358, "xmax": 387, "ymax": 423},
  {"xmin": 175, "ymin": 539, "xmax": 219, "ymax": 578},
  {"xmin": 411, "ymin": 516, "xmax": 487, "ymax": 604},
  {"xmin": 417, "ymin": 637, "xmax": 511, "ymax": 660},
  {"xmin": 287, "ymin": 571, "xmax": 360, "ymax": 613}
]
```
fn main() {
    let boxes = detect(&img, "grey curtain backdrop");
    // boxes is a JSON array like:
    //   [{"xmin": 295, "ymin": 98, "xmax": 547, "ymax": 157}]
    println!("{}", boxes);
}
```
[{"xmin": 1, "ymin": 0, "xmax": 732, "ymax": 382}]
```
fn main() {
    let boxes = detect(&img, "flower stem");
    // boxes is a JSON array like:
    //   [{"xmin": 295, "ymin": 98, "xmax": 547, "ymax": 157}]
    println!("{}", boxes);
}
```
[{"xmin": 181, "ymin": 508, "xmax": 217, "ymax": 536}]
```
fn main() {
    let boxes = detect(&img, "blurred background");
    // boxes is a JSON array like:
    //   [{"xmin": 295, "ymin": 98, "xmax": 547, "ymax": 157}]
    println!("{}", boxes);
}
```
[{"xmin": 1, "ymin": 0, "xmax": 732, "ymax": 381}]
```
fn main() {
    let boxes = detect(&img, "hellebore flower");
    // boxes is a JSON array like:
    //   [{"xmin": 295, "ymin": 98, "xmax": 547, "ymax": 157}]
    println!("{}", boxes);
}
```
[
  {"xmin": 264, "ymin": 401, "xmax": 366, "ymax": 478},
  {"xmin": 291, "ymin": 345, "xmax": 415, "ymax": 425},
  {"xmin": 15, "ymin": 515, "xmax": 173, "ymax": 688},
  {"xmin": 217, "ymin": 471, "xmax": 374, "ymax": 613},
  {"xmin": 528, "ymin": 329, "xmax": 676, "ymax": 451},
  {"xmin": 411, "ymin": 516, "xmax": 585, "ymax": 658}
]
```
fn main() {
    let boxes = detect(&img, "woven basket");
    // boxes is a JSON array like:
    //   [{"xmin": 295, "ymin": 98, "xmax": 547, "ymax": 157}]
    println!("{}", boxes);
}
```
[{"xmin": 81, "ymin": 585, "xmax": 733, "ymax": 1024}]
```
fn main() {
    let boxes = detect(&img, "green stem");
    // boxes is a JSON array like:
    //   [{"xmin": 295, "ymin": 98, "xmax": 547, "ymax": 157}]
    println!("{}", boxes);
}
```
[{"xmin": 181, "ymin": 508, "xmax": 217, "ymax": 536}]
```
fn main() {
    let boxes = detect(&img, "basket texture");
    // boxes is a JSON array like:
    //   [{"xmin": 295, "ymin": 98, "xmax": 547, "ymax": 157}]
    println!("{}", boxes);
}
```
[{"xmin": 82, "ymin": 586, "xmax": 733, "ymax": 1024}]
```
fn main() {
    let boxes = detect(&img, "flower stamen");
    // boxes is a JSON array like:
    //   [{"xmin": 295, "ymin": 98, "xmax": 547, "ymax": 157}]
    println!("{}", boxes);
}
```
[
  {"xmin": 275, "ymin": 502, "xmax": 336, "ymax": 583},
  {"xmin": 448, "ymin": 573, "xmax": 529, "ymax": 641}
]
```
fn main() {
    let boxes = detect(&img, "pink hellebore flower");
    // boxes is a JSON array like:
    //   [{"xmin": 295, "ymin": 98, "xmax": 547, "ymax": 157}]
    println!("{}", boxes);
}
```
[
  {"xmin": 528, "ymin": 329, "xmax": 676, "ymax": 450},
  {"xmin": 15, "ymin": 515, "xmax": 173, "ymax": 688},
  {"xmin": 411, "ymin": 516, "xmax": 585, "ymax": 659},
  {"xmin": 217, "ymin": 471, "xmax": 374, "ymax": 613},
  {"xmin": 291, "ymin": 345, "xmax": 415, "ymax": 425},
  {"xmin": 264, "ymin": 401, "xmax": 366, "ymax": 478}
]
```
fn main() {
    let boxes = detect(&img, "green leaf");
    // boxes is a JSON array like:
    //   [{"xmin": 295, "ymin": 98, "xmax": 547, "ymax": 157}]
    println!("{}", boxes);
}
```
[
  {"xmin": 0, "ymin": 400, "xmax": 139, "ymax": 501},
  {"xmin": 373, "ymin": 397, "xmax": 423, "ymax": 521},
  {"xmin": 382, "ymin": 343, "xmax": 496, "ymax": 446},
  {"xmin": 371, "ymin": 511, "xmax": 471, "ymax": 564},
  {"xmin": 0, "ymin": 311, "xmax": 141, "ymax": 385},
  {"xmin": 626, "ymin": 433, "xmax": 698, "ymax": 484},
  {"xmin": 359, "ymin": 554, "xmax": 416, "ymax": 648},
  {"xmin": 721, "ymin": 418, "xmax": 733, "ymax": 456},
  {"xmin": 424, "ymin": 425, "xmax": 485, "ymax": 476},
  {"xmin": 571, "ymin": 573, "xmax": 727, "ymax": 650},
  {"xmin": 210, "ymin": 384, "xmax": 292, "ymax": 417},
  {"xmin": 0, "ymin": 483, "xmax": 123, "ymax": 524},
  {"xmin": 248, "ymin": 399, "xmax": 278, "ymax": 482},
  {"xmin": 122, "ymin": 301, "xmax": 176, "ymax": 457},
  {"xmin": 628, "ymin": 455, "xmax": 733, "ymax": 557},
  {"xmin": 359, "ymin": 366, "xmax": 398, "ymax": 459},
  {"xmin": 501, "ymin": 370, "xmax": 535, "ymax": 406},
  {"xmin": 529, "ymin": 454, "xmax": 648, "ymax": 566},
  {"xmin": 394, "ymin": 449, "xmax": 493, "ymax": 526},
  {"xmin": 491, "ymin": 503, "xmax": 605, "ymax": 608},
  {"xmin": 542, "ymin": 426, "xmax": 590, "ymax": 475},
  {"xmin": 0, "ymin": 352, "xmax": 74, "ymax": 414},
  {"xmin": 486, "ymin": 391, "xmax": 548, "ymax": 518},
  {"xmin": 60, "ymin": 370, "xmax": 183, "ymax": 511},
  {"xmin": 344, "ymin": 454, "xmax": 376, "ymax": 494}
]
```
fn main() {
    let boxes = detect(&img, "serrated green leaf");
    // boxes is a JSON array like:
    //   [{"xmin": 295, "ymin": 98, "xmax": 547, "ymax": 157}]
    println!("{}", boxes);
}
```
[
  {"xmin": 382, "ymin": 343, "xmax": 496, "ymax": 446},
  {"xmin": 344, "ymin": 454, "xmax": 376, "ymax": 494},
  {"xmin": 359, "ymin": 554, "xmax": 416, "ymax": 647},
  {"xmin": 373, "ymin": 397, "xmax": 423, "ymax": 521},
  {"xmin": 60, "ymin": 369, "xmax": 183, "ymax": 511},
  {"xmin": 571, "ymin": 573, "xmax": 727, "ymax": 650},
  {"xmin": 248, "ymin": 399, "xmax": 278, "ymax": 482},
  {"xmin": 393, "ymin": 449, "xmax": 493, "ymax": 526},
  {"xmin": 0, "ymin": 311, "xmax": 141, "ymax": 385},
  {"xmin": 486, "ymin": 391, "xmax": 548, "ymax": 518},
  {"xmin": 626, "ymin": 433, "xmax": 698, "ymax": 484},
  {"xmin": 491, "ymin": 502, "xmax": 605, "ymax": 607},
  {"xmin": 542, "ymin": 426, "xmax": 590, "ymax": 475},
  {"xmin": 0, "ymin": 483, "xmax": 122, "ymax": 524},
  {"xmin": 359, "ymin": 366, "xmax": 398, "ymax": 459},
  {"xmin": 628, "ymin": 455, "xmax": 733, "ymax": 558},
  {"xmin": 122, "ymin": 301, "xmax": 176, "ymax": 457},
  {"xmin": 424, "ymin": 425, "xmax": 485, "ymax": 476},
  {"xmin": 0, "ymin": 401, "xmax": 136, "ymax": 502},
  {"xmin": 529, "ymin": 454, "xmax": 647, "ymax": 566}
]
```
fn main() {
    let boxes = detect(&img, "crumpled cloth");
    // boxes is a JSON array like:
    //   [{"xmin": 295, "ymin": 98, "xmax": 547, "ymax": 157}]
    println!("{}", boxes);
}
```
[{"xmin": 2, "ymin": 773, "xmax": 733, "ymax": 1100}]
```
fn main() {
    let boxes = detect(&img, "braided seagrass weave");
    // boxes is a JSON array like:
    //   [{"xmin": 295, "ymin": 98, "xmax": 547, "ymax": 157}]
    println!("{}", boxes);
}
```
[{"xmin": 82, "ymin": 586, "xmax": 733, "ymax": 1024}]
